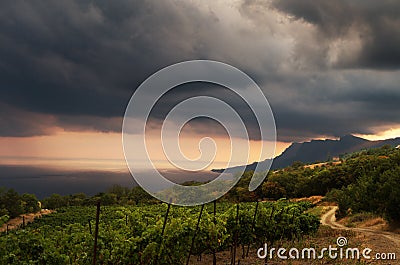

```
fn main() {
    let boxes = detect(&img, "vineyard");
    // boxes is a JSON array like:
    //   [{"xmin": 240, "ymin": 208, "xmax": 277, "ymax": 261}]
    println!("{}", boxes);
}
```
[{"xmin": 0, "ymin": 201, "xmax": 319, "ymax": 264}]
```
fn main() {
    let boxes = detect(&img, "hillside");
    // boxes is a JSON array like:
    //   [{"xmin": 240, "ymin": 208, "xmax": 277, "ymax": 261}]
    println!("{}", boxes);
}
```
[{"xmin": 213, "ymin": 135, "xmax": 400, "ymax": 173}]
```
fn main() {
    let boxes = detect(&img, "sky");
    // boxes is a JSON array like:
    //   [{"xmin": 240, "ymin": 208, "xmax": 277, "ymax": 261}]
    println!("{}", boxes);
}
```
[{"xmin": 1, "ymin": 0, "xmax": 400, "ymax": 174}]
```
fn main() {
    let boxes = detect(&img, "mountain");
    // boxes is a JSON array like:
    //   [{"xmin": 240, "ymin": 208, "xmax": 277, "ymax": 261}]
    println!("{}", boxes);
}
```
[{"xmin": 212, "ymin": 135, "xmax": 400, "ymax": 173}]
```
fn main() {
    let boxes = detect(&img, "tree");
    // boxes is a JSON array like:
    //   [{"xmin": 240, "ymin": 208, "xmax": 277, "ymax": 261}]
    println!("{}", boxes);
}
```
[
  {"xmin": 66, "ymin": 193, "xmax": 87, "ymax": 206},
  {"xmin": 3, "ymin": 189, "xmax": 23, "ymax": 217},
  {"xmin": 261, "ymin": 182, "xmax": 286, "ymax": 200},
  {"xmin": 130, "ymin": 186, "xmax": 154, "ymax": 204},
  {"xmin": 98, "ymin": 192, "xmax": 117, "ymax": 205},
  {"xmin": 42, "ymin": 194, "xmax": 67, "ymax": 209},
  {"xmin": 377, "ymin": 167, "xmax": 400, "ymax": 221},
  {"xmin": 108, "ymin": 185, "xmax": 130, "ymax": 200},
  {"xmin": 291, "ymin": 161, "xmax": 304, "ymax": 169},
  {"xmin": 21, "ymin": 193, "xmax": 40, "ymax": 213}
]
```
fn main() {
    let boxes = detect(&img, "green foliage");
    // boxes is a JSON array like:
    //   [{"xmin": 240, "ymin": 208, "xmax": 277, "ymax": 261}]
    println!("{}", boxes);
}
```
[
  {"xmin": 21, "ymin": 193, "xmax": 41, "ymax": 213},
  {"xmin": 41, "ymin": 186, "xmax": 157, "ymax": 209},
  {"xmin": 0, "ymin": 188, "xmax": 40, "ymax": 218},
  {"xmin": 0, "ymin": 201, "xmax": 319, "ymax": 264},
  {"xmin": 326, "ymin": 146, "xmax": 400, "ymax": 222},
  {"xmin": 0, "ymin": 214, "xmax": 9, "ymax": 226},
  {"xmin": 261, "ymin": 181, "xmax": 286, "ymax": 200},
  {"xmin": 253, "ymin": 146, "xmax": 400, "ymax": 204}
]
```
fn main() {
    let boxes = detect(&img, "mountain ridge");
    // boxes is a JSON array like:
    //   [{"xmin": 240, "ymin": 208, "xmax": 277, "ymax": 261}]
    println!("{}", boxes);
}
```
[{"xmin": 212, "ymin": 134, "xmax": 400, "ymax": 173}]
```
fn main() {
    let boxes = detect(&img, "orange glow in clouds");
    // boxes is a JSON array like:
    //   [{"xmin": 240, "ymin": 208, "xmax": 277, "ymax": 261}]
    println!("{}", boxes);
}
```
[{"xmin": 0, "ymin": 130, "xmax": 290, "ymax": 171}]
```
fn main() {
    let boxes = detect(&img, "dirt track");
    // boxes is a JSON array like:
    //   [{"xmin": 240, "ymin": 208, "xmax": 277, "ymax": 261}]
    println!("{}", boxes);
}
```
[
  {"xmin": 321, "ymin": 206, "xmax": 400, "ymax": 247},
  {"xmin": 0, "ymin": 209, "xmax": 53, "ymax": 233},
  {"xmin": 321, "ymin": 206, "xmax": 400, "ymax": 263}
]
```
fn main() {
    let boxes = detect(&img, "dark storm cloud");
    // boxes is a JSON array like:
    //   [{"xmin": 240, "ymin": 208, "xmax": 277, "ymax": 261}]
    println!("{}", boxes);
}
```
[
  {"xmin": 270, "ymin": 0, "xmax": 400, "ymax": 69},
  {"xmin": 265, "ymin": 70, "xmax": 400, "ymax": 141},
  {"xmin": 0, "ymin": 103, "xmax": 62, "ymax": 137},
  {"xmin": 1, "ymin": 0, "xmax": 269, "ymax": 137},
  {"xmin": 0, "ymin": 102, "xmax": 123, "ymax": 136},
  {"xmin": 0, "ymin": 0, "xmax": 400, "ymax": 143},
  {"xmin": 0, "ymin": 1, "xmax": 210, "ymax": 117},
  {"xmin": 146, "ymin": 83, "xmax": 263, "ymax": 140},
  {"xmin": 0, "ymin": 1, "xmax": 203, "ymax": 136}
]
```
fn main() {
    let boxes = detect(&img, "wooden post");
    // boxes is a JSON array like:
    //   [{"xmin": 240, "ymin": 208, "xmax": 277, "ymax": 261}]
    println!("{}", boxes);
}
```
[
  {"xmin": 155, "ymin": 202, "xmax": 171, "ymax": 264},
  {"xmin": 161, "ymin": 203, "xmax": 171, "ymax": 239},
  {"xmin": 92, "ymin": 201, "xmax": 101, "ymax": 265},
  {"xmin": 186, "ymin": 204, "xmax": 205, "ymax": 265},
  {"xmin": 246, "ymin": 201, "xmax": 259, "ymax": 257},
  {"xmin": 231, "ymin": 204, "xmax": 239, "ymax": 265},
  {"xmin": 213, "ymin": 200, "xmax": 217, "ymax": 265}
]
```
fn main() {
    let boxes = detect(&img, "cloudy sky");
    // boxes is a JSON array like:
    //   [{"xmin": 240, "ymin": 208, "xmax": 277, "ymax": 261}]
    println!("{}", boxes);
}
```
[{"xmin": 1, "ymin": 0, "xmax": 400, "ymax": 172}]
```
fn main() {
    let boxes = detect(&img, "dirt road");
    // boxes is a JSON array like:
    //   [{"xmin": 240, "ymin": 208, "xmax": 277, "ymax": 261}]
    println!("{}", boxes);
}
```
[
  {"xmin": 321, "ymin": 206, "xmax": 400, "ymax": 247},
  {"xmin": 321, "ymin": 206, "xmax": 400, "ymax": 264},
  {"xmin": 0, "ymin": 209, "xmax": 53, "ymax": 233}
]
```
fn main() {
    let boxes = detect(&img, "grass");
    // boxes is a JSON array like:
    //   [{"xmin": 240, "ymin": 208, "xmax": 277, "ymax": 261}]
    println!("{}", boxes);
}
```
[
  {"xmin": 340, "ymin": 212, "xmax": 385, "ymax": 228},
  {"xmin": 306, "ymin": 205, "xmax": 331, "ymax": 218}
]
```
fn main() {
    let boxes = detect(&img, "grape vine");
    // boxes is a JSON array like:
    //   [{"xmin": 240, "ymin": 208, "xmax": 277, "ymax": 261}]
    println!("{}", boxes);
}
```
[{"xmin": 0, "ymin": 201, "xmax": 319, "ymax": 264}]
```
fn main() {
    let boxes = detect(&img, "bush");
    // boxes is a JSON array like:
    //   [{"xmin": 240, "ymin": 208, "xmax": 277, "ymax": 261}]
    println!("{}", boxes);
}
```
[{"xmin": 0, "ymin": 215, "xmax": 9, "ymax": 226}]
